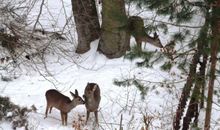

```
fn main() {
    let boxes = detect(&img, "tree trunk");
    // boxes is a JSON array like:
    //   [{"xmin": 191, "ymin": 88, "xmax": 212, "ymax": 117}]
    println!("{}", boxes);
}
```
[
  {"xmin": 182, "ymin": 62, "xmax": 205, "ymax": 130},
  {"xmin": 173, "ymin": 51, "xmax": 200, "ymax": 130},
  {"xmin": 204, "ymin": 1, "xmax": 220, "ymax": 128},
  {"xmin": 204, "ymin": 35, "xmax": 219, "ymax": 130},
  {"xmin": 98, "ymin": 0, "xmax": 130, "ymax": 58},
  {"xmin": 71, "ymin": 0, "xmax": 100, "ymax": 54},
  {"xmin": 200, "ymin": 50, "xmax": 208, "ymax": 109}
]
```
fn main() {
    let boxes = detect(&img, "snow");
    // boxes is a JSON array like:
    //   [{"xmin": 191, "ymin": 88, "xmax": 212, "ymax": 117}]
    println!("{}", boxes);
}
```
[
  {"xmin": 0, "ymin": 0, "xmax": 220, "ymax": 130},
  {"xmin": 0, "ymin": 39, "xmax": 176, "ymax": 130},
  {"xmin": 0, "ymin": 122, "xmax": 12, "ymax": 130},
  {"xmin": 6, "ymin": 112, "xmax": 13, "ymax": 117}
]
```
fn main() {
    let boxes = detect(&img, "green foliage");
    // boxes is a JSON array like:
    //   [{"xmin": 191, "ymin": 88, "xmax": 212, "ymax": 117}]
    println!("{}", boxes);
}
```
[
  {"xmin": 174, "ymin": 7, "xmax": 195, "ymax": 23},
  {"xmin": 145, "ymin": 23, "xmax": 168, "ymax": 34},
  {"xmin": 160, "ymin": 61, "xmax": 172, "ymax": 72},
  {"xmin": 214, "ymin": 88, "xmax": 220, "ymax": 104},
  {"xmin": 133, "ymin": 79, "xmax": 148, "ymax": 99},
  {"xmin": 155, "ymin": 23, "xmax": 168, "ymax": 34},
  {"xmin": 191, "ymin": 123, "xmax": 202, "ymax": 130},
  {"xmin": 171, "ymin": 29, "xmax": 190, "ymax": 42},
  {"xmin": 124, "ymin": 46, "xmax": 155, "ymax": 67},
  {"xmin": 127, "ymin": 0, "xmax": 204, "ymax": 24},
  {"xmin": 217, "ymin": 69, "xmax": 220, "ymax": 75},
  {"xmin": 114, "ymin": 78, "xmax": 148, "ymax": 99},
  {"xmin": 177, "ymin": 59, "xmax": 188, "ymax": 73},
  {"xmin": 0, "ymin": 96, "xmax": 13, "ymax": 119},
  {"xmin": 0, "ymin": 96, "xmax": 29, "ymax": 129},
  {"xmin": 144, "ymin": 25, "xmax": 157, "ymax": 34},
  {"xmin": 114, "ymin": 78, "xmax": 133, "ymax": 87}
]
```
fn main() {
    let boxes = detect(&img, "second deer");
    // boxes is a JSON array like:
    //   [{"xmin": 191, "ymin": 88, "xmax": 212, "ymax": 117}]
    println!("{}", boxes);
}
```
[
  {"xmin": 44, "ymin": 89, "xmax": 85, "ymax": 125},
  {"xmin": 83, "ymin": 83, "xmax": 101, "ymax": 125},
  {"xmin": 128, "ymin": 16, "xmax": 164, "ymax": 51}
]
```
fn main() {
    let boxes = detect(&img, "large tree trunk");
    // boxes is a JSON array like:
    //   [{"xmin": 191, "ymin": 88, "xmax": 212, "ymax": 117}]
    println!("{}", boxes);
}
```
[
  {"xmin": 71, "ymin": 0, "xmax": 100, "ymax": 54},
  {"xmin": 98, "ymin": 0, "xmax": 130, "ymax": 58},
  {"xmin": 204, "ymin": 1, "xmax": 220, "ymax": 129}
]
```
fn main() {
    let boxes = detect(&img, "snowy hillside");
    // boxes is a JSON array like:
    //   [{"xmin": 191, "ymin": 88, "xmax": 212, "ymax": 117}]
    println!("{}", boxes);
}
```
[{"xmin": 0, "ymin": 39, "xmax": 177, "ymax": 130}]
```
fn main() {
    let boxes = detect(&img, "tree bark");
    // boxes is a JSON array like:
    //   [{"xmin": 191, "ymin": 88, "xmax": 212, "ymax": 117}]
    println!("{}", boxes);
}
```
[
  {"xmin": 98, "ymin": 0, "xmax": 130, "ymax": 58},
  {"xmin": 182, "ymin": 61, "xmax": 206, "ymax": 130},
  {"xmin": 200, "ymin": 50, "xmax": 208, "ymax": 109},
  {"xmin": 71, "ymin": 0, "xmax": 100, "ymax": 54},
  {"xmin": 173, "ymin": 51, "xmax": 200, "ymax": 130},
  {"xmin": 204, "ymin": 35, "xmax": 219, "ymax": 130},
  {"xmin": 204, "ymin": 1, "xmax": 220, "ymax": 128}
]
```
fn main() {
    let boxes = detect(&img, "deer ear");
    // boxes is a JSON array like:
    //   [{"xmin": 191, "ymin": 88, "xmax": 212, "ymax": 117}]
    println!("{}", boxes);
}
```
[
  {"xmin": 92, "ymin": 85, "xmax": 97, "ymax": 92},
  {"xmin": 75, "ymin": 89, "xmax": 79, "ymax": 96},
  {"xmin": 154, "ymin": 32, "xmax": 158, "ymax": 38},
  {"xmin": 70, "ymin": 91, "xmax": 76, "ymax": 98}
]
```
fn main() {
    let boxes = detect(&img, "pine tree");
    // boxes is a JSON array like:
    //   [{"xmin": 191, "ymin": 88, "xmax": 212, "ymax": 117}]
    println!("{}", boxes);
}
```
[
  {"xmin": 115, "ymin": 0, "xmax": 220, "ymax": 129},
  {"xmin": 204, "ymin": 1, "xmax": 220, "ymax": 129}
]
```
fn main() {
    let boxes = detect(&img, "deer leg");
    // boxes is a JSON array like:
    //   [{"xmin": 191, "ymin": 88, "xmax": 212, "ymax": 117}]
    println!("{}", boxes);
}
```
[
  {"xmin": 144, "ymin": 42, "xmax": 147, "ymax": 49},
  {"xmin": 135, "ymin": 38, "xmax": 142, "ymax": 51},
  {"xmin": 61, "ymin": 112, "xmax": 64, "ymax": 125},
  {"xmin": 44, "ymin": 105, "xmax": 49, "ymax": 119},
  {"xmin": 137, "ymin": 42, "xmax": 142, "ymax": 51},
  {"xmin": 94, "ymin": 110, "xmax": 99, "ymax": 125},
  {"xmin": 86, "ymin": 110, "xmax": 90, "ymax": 124},
  {"xmin": 64, "ymin": 113, "xmax": 68, "ymax": 126},
  {"xmin": 49, "ymin": 107, "xmax": 52, "ymax": 113}
]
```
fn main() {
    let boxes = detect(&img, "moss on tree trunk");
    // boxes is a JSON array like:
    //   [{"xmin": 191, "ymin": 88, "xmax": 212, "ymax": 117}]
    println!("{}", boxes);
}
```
[{"xmin": 98, "ymin": 0, "xmax": 130, "ymax": 58}]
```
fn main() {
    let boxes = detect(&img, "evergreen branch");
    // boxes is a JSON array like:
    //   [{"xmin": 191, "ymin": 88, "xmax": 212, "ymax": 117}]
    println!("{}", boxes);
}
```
[
  {"xmin": 143, "ymin": 18, "xmax": 202, "ymax": 28},
  {"xmin": 185, "ymin": 0, "xmax": 207, "ymax": 8},
  {"xmin": 172, "ymin": 48, "xmax": 196, "ymax": 60}
]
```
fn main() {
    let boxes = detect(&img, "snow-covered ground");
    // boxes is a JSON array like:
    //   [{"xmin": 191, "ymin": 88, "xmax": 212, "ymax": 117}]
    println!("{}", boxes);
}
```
[
  {"xmin": 0, "ymin": 0, "xmax": 220, "ymax": 130},
  {"xmin": 0, "ymin": 40, "xmax": 177, "ymax": 130}
]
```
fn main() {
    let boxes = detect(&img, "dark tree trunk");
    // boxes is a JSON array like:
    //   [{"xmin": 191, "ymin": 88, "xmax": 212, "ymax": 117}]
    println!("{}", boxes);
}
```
[
  {"xmin": 200, "ymin": 50, "xmax": 208, "ymax": 109},
  {"xmin": 98, "ymin": 0, "xmax": 130, "ymax": 58},
  {"xmin": 182, "ymin": 14, "xmax": 209, "ymax": 129},
  {"xmin": 204, "ymin": 1, "xmax": 220, "ymax": 128},
  {"xmin": 173, "ymin": 51, "xmax": 200, "ymax": 130},
  {"xmin": 71, "ymin": 0, "xmax": 100, "ymax": 54},
  {"xmin": 182, "ymin": 61, "xmax": 205, "ymax": 130},
  {"xmin": 204, "ymin": 34, "xmax": 219, "ymax": 130}
]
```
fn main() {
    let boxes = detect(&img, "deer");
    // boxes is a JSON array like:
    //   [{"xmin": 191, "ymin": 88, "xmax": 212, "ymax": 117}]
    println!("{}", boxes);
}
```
[
  {"xmin": 83, "ymin": 83, "xmax": 101, "ymax": 125},
  {"xmin": 135, "ymin": 32, "xmax": 163, "ymax": 51},
  {"xmin": 128, "ymin": 16, "xmax": 164, "ymax": 51},
  {"xmin": 44, "ymin": 89, "xmax": 85, "ymax": 126}
]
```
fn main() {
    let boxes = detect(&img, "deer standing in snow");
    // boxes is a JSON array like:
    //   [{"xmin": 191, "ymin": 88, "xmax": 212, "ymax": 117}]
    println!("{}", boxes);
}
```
[
  {"xmin": 83, "ymin": 83, "xmax": 101, "ymax": 125},
  {"xmin": 44, "ymin": 89, "xmax": 85, "ymax": 125}
]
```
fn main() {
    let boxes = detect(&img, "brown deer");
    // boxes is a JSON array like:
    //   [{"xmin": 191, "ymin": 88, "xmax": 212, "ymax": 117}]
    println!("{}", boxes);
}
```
[
  {"xmin": 83, "ymin": 83, "xmax": 101, "ymax": 125},
  {"xmin": 44, "ymin": 89, "xmax": 85, "ymax": 126},
  {"xmin": 135, "ymin": 32, "xmax": 163, "ymax": 50},
  {"xmin": 128, "ymin": 16, "xmax": 164, "ymax": 51}
]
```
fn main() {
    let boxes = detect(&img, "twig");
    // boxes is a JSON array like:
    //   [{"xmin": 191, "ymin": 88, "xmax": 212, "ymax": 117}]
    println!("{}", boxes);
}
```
[
  {"xmin": 119, "ymin": 114, "xmax": 123, "ymax": 130},
  {"xmin": 29, "ymin": 0, "xmax": 45, "ymax": 40}
]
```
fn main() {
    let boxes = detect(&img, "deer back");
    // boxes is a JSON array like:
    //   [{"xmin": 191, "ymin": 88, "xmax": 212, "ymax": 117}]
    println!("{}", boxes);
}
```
[
  {"xmin": 128, "ymin": 16, "xmax": 163, "ymax": 49},
  {"xmin": 45, "ymin": 89, "xmax": 84, "ymax": 113}
]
